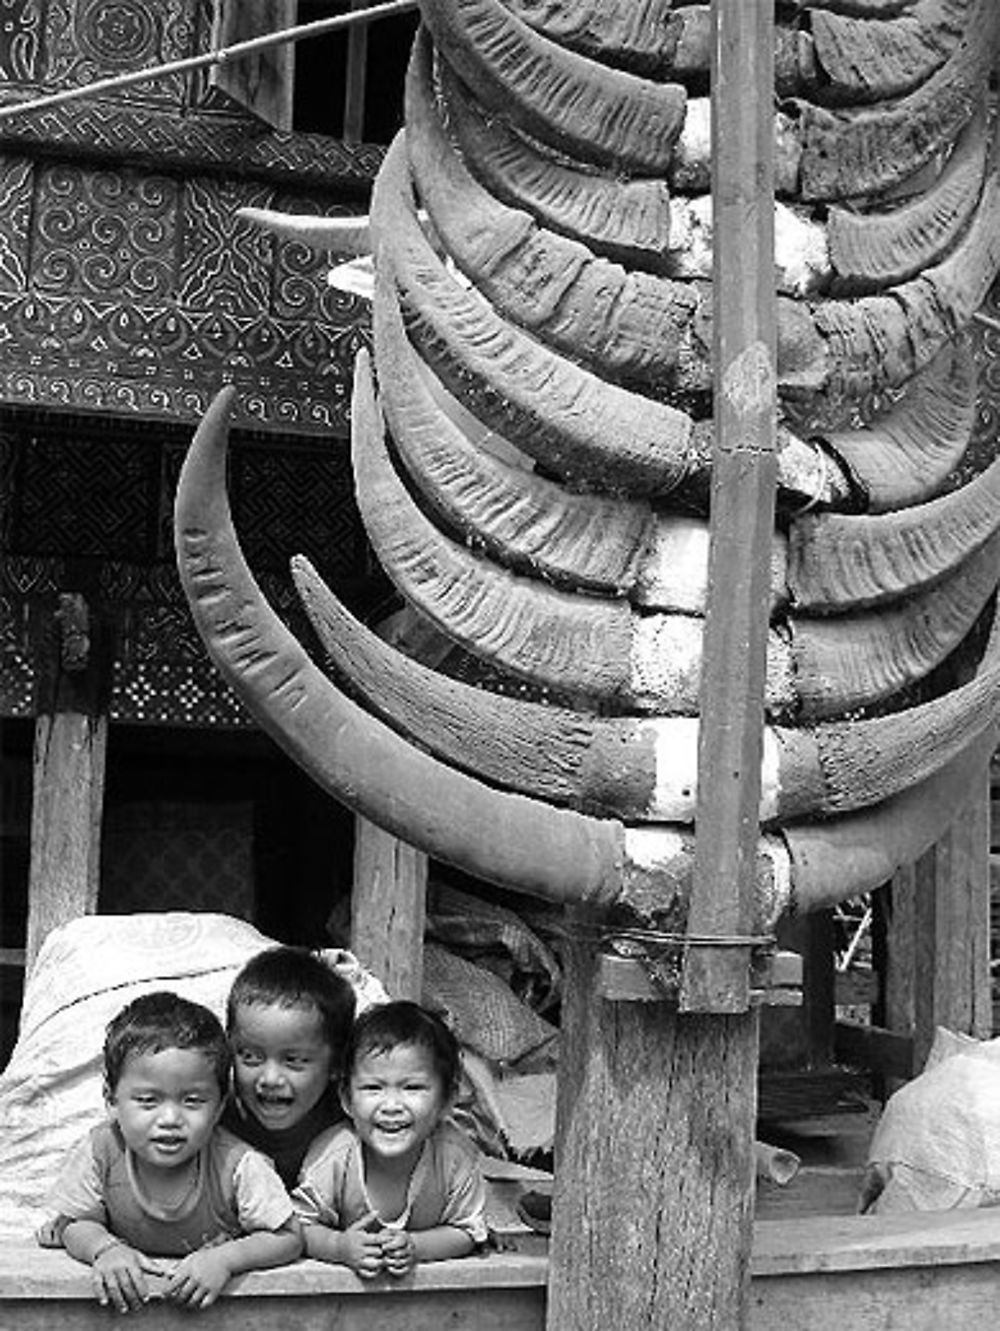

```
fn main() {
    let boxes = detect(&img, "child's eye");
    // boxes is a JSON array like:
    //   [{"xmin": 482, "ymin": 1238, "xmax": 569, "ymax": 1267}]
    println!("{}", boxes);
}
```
[
  {"xmin": 183, "ymin": 1095, "xmax": 207, "ymax": 1108},
  {"xmin": 134, "ymin": 1096, "xmax": 158, "ymax": 1108},
  {"xmin": 236, "ymin": 1049, "xmax": 262, "ymax": 1066}
]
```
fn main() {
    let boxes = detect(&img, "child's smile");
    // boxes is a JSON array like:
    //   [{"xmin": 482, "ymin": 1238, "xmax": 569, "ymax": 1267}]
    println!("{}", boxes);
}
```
[
  {"xmin": 231, "ymin": 1001, "xmax": 334, "ymax": 1132},
  {"xmin": 345, "ymin": 1042, "xmax": 446, "ymax": 1170}
]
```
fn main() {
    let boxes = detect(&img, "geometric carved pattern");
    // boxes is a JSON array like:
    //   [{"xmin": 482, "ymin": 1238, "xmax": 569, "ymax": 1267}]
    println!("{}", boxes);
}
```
[
  {"xmin": 0, "ymin": 97, "xmax": 385, "ymax": 189},
  {"xmin": 44, "ymin": 0, "xmax": 194, "ymax": 107},
  {"xmin": 0, "ymin": 0, "xmax": 43, "ymax": 83},
  {"xmin": 33, "ymin": 164, "xmax": 177, "ymax": 301},
  {"xmin": 0, "ymin": 151, "xmax": 373, "ymax": 433}
]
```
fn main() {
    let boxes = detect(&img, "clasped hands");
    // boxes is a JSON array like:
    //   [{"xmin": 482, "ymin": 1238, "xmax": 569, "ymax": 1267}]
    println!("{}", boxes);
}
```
[{"xmin": 341, "ymin": 1213, "xmax": 415, "ymax": 1278}]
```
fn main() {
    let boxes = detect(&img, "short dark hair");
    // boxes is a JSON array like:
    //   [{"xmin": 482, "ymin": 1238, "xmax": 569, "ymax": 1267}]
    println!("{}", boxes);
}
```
[
  {"xmin": 226, "ymin": 946, "xmax": 356, "ymax": 1060},
  {"xmin": 104, "ymin": 991, "xmax": 231, "ymax": 1097},
  {"xmin": 344, "ymin": 1001, "xmax": 462, "ymax": 1101}
]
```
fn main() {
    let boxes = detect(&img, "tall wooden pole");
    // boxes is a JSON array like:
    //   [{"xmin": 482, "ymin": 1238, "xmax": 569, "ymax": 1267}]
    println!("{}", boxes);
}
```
[
  {"xmin": 547, "ymin": 3, "xmax": 776, "ymax": 1327},
  {"xmin": 26, "ymin": 594, "xmax": 109, "ymax": 974}
]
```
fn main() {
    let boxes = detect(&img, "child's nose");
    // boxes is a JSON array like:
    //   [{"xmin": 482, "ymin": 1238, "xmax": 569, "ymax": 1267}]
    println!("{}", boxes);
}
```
[{"xmin": 258, "ymin": 1059, "xmax": 285, "ymax": 1086}]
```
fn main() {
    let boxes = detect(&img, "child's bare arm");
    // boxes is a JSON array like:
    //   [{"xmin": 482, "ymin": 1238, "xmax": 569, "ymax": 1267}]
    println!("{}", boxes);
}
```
[
  {"xmin": 303, "ymin": 1214, "xmax": 384, "ymax": 1278},
  {"xmin": 164, "ymin": 1223, "xmax": 302, "ymax": 1310},
  {"xmin": 381, "ymin": 1224, "xmax": 474, "ymax": 1275},
  {"xmin": 62, "ymin": 1218, "xmax": 165, "ymax": 1313}
]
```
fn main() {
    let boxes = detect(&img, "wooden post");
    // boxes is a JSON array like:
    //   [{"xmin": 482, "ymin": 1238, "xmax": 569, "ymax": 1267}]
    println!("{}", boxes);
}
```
[
  {"xmin": 681, "ymin": 0, "xmax": 777, "ymax": 1015},
  {"xmin": 351, "ymin": 816, "xmax": 427, "ymax": 999},
  {"xmin": 343, "ymin": 0, "xmax": 370, "ymax": 143},
  {"xmin": 26, "ymin": 594, "xmax": 109, "ymax": 974},
  {"xmin": 548, "ymin": 916, "xmax": 759, "ymax": 1329},
  {"xmin": 881, "ymin": 771, "xmax": 992, "ymax": 1078},
  {"xmin": 548, "ymin": 4, "xmax": 774, "ymax": 1327}
]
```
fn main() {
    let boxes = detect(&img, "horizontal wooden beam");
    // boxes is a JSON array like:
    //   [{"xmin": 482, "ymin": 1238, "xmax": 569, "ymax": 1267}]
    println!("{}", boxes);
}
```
[{"xmin": 833, "ymin": 1019, "xmax": 914, "ymax": 1082}]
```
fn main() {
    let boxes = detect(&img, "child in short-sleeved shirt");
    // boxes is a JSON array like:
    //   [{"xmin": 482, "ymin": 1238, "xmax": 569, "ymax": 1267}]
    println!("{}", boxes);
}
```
[
  {"xmin": 37, "ymin": 991, "xmax": 300, "ymax": 1313},
  {"xmin": 222, "ymin": 946, "xmax": 357, "ymax": 1189},
  {"xmin": 293, "ymin": 1001, "xmax": 487, "ymax": 1277}
]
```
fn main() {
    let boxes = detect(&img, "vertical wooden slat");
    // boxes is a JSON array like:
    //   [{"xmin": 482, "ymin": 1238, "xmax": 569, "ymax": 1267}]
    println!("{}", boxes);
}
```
[
  {"xmin": 879, "ymin": 770, "xmax": 991, "ymax": 1082},
  {"xmin": 209, "ymin": 0, "xmax": 296, "ymax": 132},
  {"xmin": 351, "ymin": 816, "xmax": 426, "ymax": 1000},
  {"xmin": 25, "ymin": 595, "xmax": 109, "ymax": 975},
  {"xmin": 681, "ymin": 0, "xmax": 777, "ymax": 1014},
  {"xmin": 343, "ymin": 0, "xmax": 370, "ymax": 143}
]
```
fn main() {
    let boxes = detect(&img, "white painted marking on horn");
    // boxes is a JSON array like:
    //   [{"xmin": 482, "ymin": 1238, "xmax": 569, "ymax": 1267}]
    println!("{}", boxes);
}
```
[
  {"xmin": 624, "ymin": 824, "xmax": 688, "ymax": 871},
  {"xmin": 630, "ymin": 616, "xmax": 703, "ymax": 713},
  {"xmin": 648, "ymin": 716, "xmax": 699, "ymax": 820},
  {"xmin": 643, "ymin": 719, "xmax": 781, "ymax": 822},
  {"xmin": 636, "ymin": 516, "xmax": 710, "ymax": 612},
  {"xmin": 636, "ymin": 517, "xmax": 789, "ymax": 613}
]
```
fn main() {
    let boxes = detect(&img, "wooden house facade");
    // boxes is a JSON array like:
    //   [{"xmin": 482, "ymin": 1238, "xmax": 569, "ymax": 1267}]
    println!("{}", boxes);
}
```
[{"xmin": 0, "ymin": 0, "xmax": 420, "ymax": 1059}]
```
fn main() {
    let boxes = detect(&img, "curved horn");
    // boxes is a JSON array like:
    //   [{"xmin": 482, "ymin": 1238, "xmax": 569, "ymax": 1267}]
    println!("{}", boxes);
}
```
[
  {"xmin": 796, "ymin": 0, "xmax": 998, "ymax": 199},
  {"xmin": 403, "ymin": 31, "xmax": 705, "ymax": 393},
  {"xmin": 826, "ymin": 101, "xmax": 987, "ymax": 290},
  {"xmin": 236, "ymin": 207, "xmax": 372, "ymax": 255},
  {"xmin": 373, "ymin": 285, "xmax": 657, "ymax": 597},
  {"xmin": 173, "ymin": 385, "xmax": 627, "ymax": 905},
  {"xmin": 789, "ymin": 446, "xmax": 1000, "ymax": 610},
  {"xmin": 418, "ymin": 0, "xmax": 686, "ymax": 176},
  {"xmin": 358, "ymin": 348, "xmax": 995, "ymax": 720},
  {"xmin": 815, "ymin": 334, "xmax": 977, "ymax": 512},
  {"xmin": 790, "ymin": 529, "xmax": 1000, "ymax": 718},
  {"xmin": 810, "ymin": 1, "xmax": 968, "ymax": 102},
  {"xmin": 371, "ymin": 131, "xmax": 697, "ymax": 497},
  {"xmin": 440, "ymin": 55, "xmax": 676, "ymax": 274},
  {"xmin": 373, "ymin": 131, "xmax": 848, "ymax": 509},
  {"xmin": 787, "ymin": 728, "xmax": 998, "ymax": 911}
]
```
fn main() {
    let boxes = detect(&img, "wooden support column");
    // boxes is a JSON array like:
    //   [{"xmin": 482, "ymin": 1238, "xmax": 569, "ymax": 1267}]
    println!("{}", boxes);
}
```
[
  {"xmin": 548, "ymin": 4, "xmax": 774, "ymax": 1327},
  {"xmin": 549, "ymin": 920, "xmax": 759, "ymax": 1329},
  {"xmin": 26, "ymin": 594, "xmax": 109, "ymax": 975},
  {"xmin": 351, "ymin": 816, "xmax": 427, "ymax": 1000},
  {"xmin": 881, "ymin": 770, "xmax": 992, "ymax": 1078}
]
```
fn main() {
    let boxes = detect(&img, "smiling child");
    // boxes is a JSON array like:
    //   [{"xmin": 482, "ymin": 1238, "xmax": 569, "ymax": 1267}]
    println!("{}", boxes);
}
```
[
  {"xmin": 37, "ymin": 991, "xmax": 300, "ymax": 1313},
  {"xmin": 293, "ymin": 1000, "xmax": 488, "ymax": 1277}
]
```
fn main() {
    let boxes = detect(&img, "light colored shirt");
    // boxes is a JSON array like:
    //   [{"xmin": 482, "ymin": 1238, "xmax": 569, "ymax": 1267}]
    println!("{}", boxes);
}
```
[
  {"xmin": 293, "ymin": 1120, "xmax": 488, "ymax": 1245},
  {"xmin": 45, "ymin": 1120, "xmax": 294, "ymax": 1256}
]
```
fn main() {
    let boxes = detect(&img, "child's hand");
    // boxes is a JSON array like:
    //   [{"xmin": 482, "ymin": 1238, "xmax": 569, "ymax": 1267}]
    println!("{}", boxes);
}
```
[
  {"xmin": 93, "ymin": 1242, "xmax": 164, "ymax": 1313},
  {"xmin": 379, "ymin": 1228, "xmax": 416, "ymax": 1277},
  {"xmin": 341, "ymin": 1214, "xmax": 386, "ymax": 1279},
  {"xmin": 163, "ymin": 1246, "xmax": 234, "ymax": 1310}
]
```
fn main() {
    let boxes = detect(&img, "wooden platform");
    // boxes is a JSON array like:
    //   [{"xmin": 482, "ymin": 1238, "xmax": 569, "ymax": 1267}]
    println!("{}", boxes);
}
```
[{"xmin": 6, "ymin": 1209, "xmax": 1000, "ymax": 1331}]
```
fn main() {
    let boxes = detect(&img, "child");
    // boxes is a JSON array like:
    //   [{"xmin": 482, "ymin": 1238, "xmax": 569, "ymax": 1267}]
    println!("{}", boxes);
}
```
[
  {"xmin": 293, "ymin": 1000, "xmax": 488, "ymax": 1277},
  {"xmin": 223, "ymin": 945, "xmax": 356, "ymax": 1189},
  {"xmin": 37, "ymin": 991, "xmax": 301, "ymax": 1314}
]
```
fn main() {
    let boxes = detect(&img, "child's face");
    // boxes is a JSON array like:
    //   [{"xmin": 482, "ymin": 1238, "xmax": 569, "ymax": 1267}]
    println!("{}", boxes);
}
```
[
  {"xmin": 230, "ymin": 1001, "xmax": 334, "ymax": 1133},
  {"xmin": 343, "ymin": 1041, "xmax": 446, "ymax": 1168},
  {"xmin": 110, "ymin": 1047, "xmax": 223, "ymax": 1172}
]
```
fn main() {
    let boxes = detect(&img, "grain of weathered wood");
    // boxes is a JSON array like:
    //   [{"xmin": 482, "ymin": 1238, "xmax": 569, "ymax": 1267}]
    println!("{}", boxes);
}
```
[
  {"xmin": 26, "ymin": 596, "xmax": 109, "ymax": 974},
  {"xmin": 880, "ymin": 769, "xmax": 991, "ymax": 1077},
  {"xmin": 682, "ymin": 0, "xmax": 777, "ymax": 1015},
  {"xmin": 12, "ymin": 1209, "xmax": 1000, "ymax": 1331},
  {"xmin": 548, "ymin": 924, "xmax": 759, "ymax": 1330},
  {"xmin": 351, "ymin": 817, "xmax": 427, "ymax": 1000}
]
